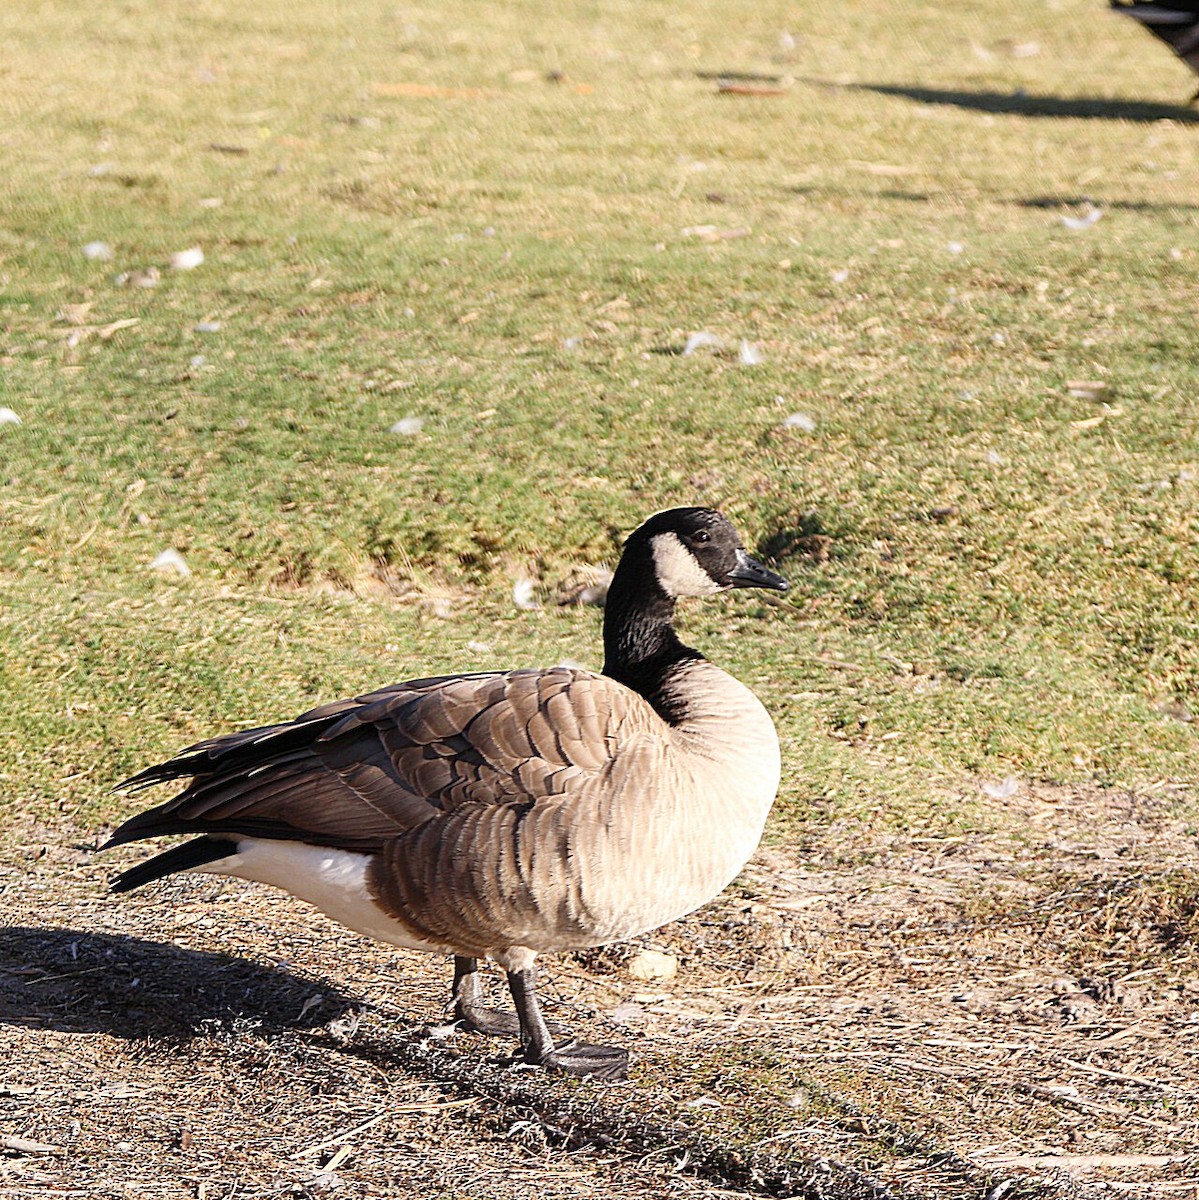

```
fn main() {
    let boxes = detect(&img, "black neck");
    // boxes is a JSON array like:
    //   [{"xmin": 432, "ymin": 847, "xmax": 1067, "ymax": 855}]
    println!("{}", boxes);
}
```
[{"xmin": 601, "ymin": 545, "xmax": 703, "ymax": 722}]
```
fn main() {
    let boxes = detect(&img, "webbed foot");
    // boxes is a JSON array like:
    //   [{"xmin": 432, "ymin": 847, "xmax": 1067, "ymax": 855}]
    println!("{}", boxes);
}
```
[
  {"xmin": 533, "ymin": 1039, "xmax": 629, "ymax": 1082},
  {"xmin": 456, "ymin": 1003, "xmax": 522, "ymax": 1038},
  {"xmin": 503, "ymin": 963, "xmax": 629, "ymax": 1081}
]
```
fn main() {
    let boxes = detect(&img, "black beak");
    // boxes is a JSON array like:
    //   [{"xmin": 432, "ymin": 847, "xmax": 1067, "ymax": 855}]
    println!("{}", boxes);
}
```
[{"xmin": 727, "ymin": 548, "xmax": 789, "ymax": 592}]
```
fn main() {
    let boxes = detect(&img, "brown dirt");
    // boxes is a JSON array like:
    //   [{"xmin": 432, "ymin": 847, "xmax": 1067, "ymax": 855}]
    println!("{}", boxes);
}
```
[{"xmin": 2, "ymin": 783, "xmax": 1197, "ymax": 1199}]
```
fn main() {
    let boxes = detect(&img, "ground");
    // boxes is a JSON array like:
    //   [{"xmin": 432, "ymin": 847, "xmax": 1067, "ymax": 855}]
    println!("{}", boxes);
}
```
[{"xmin": 4, "ymin": 780, "xmax": 1195, "ymax": 1199}]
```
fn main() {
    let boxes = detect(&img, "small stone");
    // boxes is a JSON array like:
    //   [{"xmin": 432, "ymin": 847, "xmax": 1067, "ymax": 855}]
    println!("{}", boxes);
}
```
[
  {"xmin": 627, "ymin": 949, "xmax": 678, "ymax": 982},
  {"xmin": 1066, "ymin": 380, "xmax": 1111, "ymax": 402},
  {"xmin": 148, "ymin": 548, "xmax": 190, "ymax": 577},
  {"xmin": 608, "ymin": 1001, "xmax": 646, "ymax": 1026},
  {"xmin": 116, "ymin": 267, "xmax": 159, "ymax": 288},
  {"xmin": 169, "ymin": 246, "xmax": 205, "ymax": 270}
]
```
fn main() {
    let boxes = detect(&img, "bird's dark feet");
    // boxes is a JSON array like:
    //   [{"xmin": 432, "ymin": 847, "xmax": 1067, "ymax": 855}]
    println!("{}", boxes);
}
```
[
  {"xmin": 455, "ymin": 1002, "xmax": 522, "ymax": 1038},
  {"xmin": 452, "ymin": 956, "xmax": 564, "ymax": 1039},
  {"xmin": 498, "ymin": 962, "xmax": 628, "ymax": 1080},
  {"xmin": 530, "ymin": 1039, "xmax": 629, "ymax": 1082},
  {"xmin": 457, "ymin": 1004, "xmax": 568, "ymax": 1039}
]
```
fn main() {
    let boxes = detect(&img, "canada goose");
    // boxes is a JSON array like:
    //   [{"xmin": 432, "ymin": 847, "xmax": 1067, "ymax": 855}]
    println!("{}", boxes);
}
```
[
  {"xmin": 104, "ymin": 507, "xmax": 788, "ymax": 1080},
  {"xmin": 1112, "ymin": 1, "xmax": 1199, "ymax": 99}
]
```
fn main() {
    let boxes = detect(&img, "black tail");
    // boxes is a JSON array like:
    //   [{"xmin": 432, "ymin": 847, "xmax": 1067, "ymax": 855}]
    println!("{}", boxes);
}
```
[{"xmin": 110, "ymin": 836, "xmax": 238, "ymax": 894}]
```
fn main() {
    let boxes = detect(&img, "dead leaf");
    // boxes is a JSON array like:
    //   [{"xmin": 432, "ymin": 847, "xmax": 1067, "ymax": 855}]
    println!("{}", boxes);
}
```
[
  {"xmin": 717, "ymin": 81, "xmax": 788, "ymax": 96},
  {"xmin": 1066, "ymin": 380, "xmax": 1112, "ymax": 402},
  {"xmin": 98, "ymin": 318, "xmax": 140, "ymax": 339}
]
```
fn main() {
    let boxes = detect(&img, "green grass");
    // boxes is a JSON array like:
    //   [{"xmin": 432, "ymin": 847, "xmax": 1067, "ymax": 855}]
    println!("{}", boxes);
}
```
[{"xmin": 2, "ymin": 0, "xmax": 1198, "ymax": 838}]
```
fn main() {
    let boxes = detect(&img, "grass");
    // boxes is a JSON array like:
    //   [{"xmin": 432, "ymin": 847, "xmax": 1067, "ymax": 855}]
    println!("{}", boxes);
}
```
[{"xmin": 2, "ymin": 0, "xmax": 1198, "ymax": 846}]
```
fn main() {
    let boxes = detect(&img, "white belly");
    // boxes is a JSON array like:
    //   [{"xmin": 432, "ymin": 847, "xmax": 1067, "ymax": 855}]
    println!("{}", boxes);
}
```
[{"xmin": 203, "ymin": 838, "xmax": 444, "ymax": 954}]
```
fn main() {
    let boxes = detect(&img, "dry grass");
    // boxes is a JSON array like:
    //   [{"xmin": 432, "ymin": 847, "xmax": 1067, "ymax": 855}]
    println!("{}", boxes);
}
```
[{"xmin": 4, "ymin": 783, "xmax": 1197, "ymax": 1198}]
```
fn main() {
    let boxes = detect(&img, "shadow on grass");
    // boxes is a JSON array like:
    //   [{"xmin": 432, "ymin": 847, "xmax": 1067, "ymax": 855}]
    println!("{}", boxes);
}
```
[
  {"xmin": 1017, "ymin": 194, "xmax": 1199, "ymax": 213},
  {"xmin": 0, "ymin": 925, "xmax": 356, "ymax": 1039},
  {"xmin": 846, "ymin": 81, "xmax": 1199, "ymax": 123},
  {"xmin": 786, "ymin": 183, "xmax": 1199, "ymax": 216},
  {"xmin": 758, "ymin": 514, "xmax": 837, "ymax": 569}
]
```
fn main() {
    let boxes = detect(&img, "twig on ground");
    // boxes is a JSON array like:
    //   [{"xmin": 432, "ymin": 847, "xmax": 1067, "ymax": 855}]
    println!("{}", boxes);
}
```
[
  {"xmin": 1092, "ymin": 1184, "xmax": 1199, "ymax": 1195},
  {"xmin": 0, "ymin": 1134, "xmax": 63, "ymax": 1155},
  {"xmin": 1052, "ymin": 1057, "xmax": 1182, "ymax": 1093},
  {"xmin": 976, "ymin": 1153, "xmax": 1190, "ymax": 1170},
  {"xmin": 291, "ymin": 1098, "xmax": 479, "ymax": 1159},
  {"xmin": 1015, "ymin": 1082, "xmax": 1180, "ymax": 1132}
]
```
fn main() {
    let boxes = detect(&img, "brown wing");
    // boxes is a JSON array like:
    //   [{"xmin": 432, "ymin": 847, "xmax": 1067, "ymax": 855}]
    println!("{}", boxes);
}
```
[{"xmin": 106, "ymin": 667, "xmax": 659, "ymax": 853}]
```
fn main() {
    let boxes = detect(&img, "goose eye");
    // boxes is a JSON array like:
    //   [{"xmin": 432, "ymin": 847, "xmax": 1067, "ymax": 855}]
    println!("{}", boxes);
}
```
[{"xmin": 691, "ymin": 530, "xmax": 711, "ymax": 545}]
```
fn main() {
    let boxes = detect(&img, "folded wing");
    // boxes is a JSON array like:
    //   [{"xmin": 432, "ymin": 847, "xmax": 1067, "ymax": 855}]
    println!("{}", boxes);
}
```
[{"xmin": 106, "ymin": 667, "xmax": 654, "ymax": 854}]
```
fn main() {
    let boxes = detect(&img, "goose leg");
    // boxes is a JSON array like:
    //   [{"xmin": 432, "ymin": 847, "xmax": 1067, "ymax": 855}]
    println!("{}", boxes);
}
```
[
  {"xmin": 452, "ymin": 956, "xmax": 522, "ymax": 1037},
  {"xmin": 453, "ymin": 956, "xmax": 568, "ymax": 1039},
  {"xmin": 506, "ymin": 966, "xmax": 629, "ymax": 1082}
]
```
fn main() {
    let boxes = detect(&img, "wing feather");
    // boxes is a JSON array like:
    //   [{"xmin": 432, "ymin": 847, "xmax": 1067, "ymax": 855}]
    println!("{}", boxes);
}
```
[{"xmin": 107, "ymin": 667, "xmax": 663, "ymax": 855}]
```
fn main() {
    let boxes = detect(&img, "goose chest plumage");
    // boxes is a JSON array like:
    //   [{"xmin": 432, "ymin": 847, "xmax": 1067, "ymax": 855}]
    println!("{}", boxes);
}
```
[{"xmin": 104, "ymin": 506, "xmax": 788, "ymax": 1079}]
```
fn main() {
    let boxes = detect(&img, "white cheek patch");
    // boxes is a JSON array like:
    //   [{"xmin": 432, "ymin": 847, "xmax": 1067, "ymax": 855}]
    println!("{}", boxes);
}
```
[{"xmin": 651, "ymin": 532, "xmax": 723, "ymax": 597}]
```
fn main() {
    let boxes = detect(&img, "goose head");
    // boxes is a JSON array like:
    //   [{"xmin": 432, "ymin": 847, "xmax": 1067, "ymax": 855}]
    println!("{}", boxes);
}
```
[
  {"xmin": 628, "ymin": 507, "xmax": 789, "ymax": 599},
  {"xmin": 601, "ymin": 507, "xmax": 788, "ymax": 707}
]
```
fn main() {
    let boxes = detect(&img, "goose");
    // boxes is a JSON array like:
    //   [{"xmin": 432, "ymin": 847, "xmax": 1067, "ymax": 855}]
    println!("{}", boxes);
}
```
[
  {"xmin": 103, "ymin": 507, "xmax": 788, "ymax": 1080},
  {"xmin": 1111, "ymin": 1, "xmax": 1199, "ymax": 100}
]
